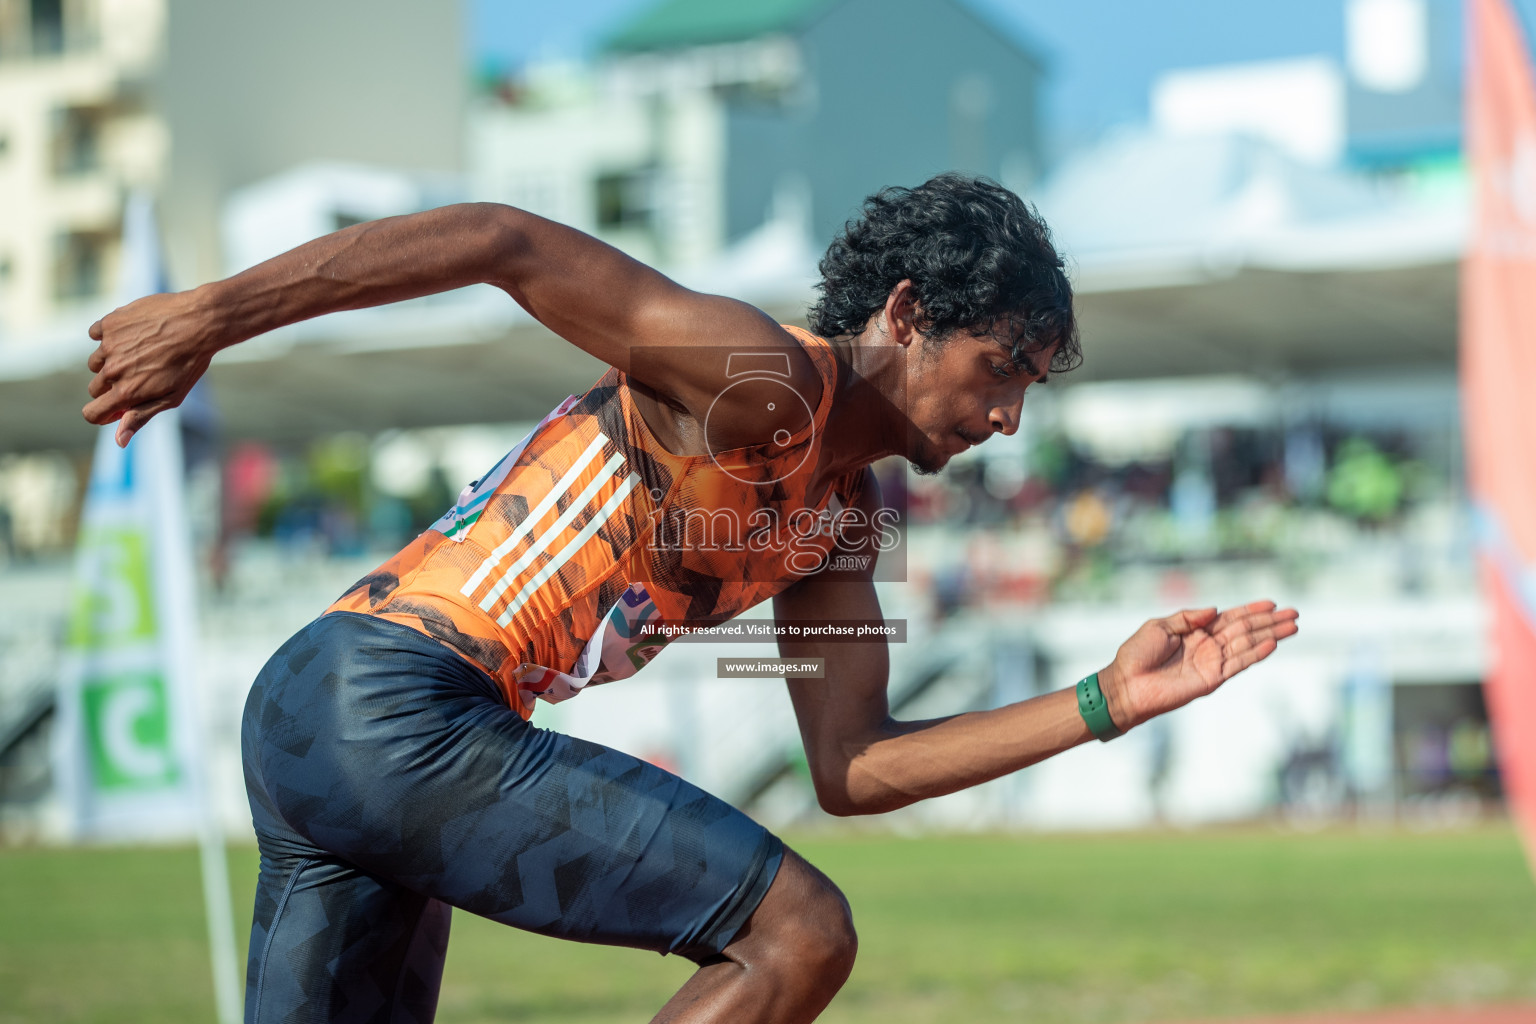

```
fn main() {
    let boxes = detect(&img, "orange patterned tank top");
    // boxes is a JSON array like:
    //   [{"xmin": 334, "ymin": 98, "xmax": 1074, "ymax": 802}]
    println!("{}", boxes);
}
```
[{"xmin": 327, "ymin": 326, "xmax": 865, "ymax": 718}]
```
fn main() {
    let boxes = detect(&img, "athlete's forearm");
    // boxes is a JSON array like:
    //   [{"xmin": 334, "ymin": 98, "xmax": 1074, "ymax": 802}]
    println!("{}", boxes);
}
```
[
  {"xmin": 777, "ymin": 568, "xmax": 1136, "ymax": 817},
  {"xmin": 197, "ymin": 203, "xmax": 516, "ymax": 351},
  {"xmin": 820, "ymin": 670, "xmax": 1125, "ymax": 816}
]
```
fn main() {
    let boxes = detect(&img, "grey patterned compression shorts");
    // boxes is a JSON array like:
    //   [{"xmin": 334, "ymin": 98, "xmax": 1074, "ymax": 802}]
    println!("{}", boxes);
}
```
[{"xmin": 241, "ymin": 611, "xmax": 784, "ymax": 1024}]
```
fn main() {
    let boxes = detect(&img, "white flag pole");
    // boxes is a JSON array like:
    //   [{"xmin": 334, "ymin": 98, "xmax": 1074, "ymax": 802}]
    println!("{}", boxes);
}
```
[
  {"xmin": 199, "ymin": 815, "xmax": 242, "ymax": 1024},
  {"xmin": 153, "ymin": 424, "xmax": 241, "ymax": 1024}
]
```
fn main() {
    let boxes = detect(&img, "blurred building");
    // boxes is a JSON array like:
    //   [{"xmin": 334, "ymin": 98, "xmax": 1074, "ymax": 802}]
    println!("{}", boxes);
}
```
[
  {"xmin": 156, "ymin": 0, "xmax": 465, "ymax": 290},
  {"xmin": 1145, "ymin": 0, "xmax": 1461, "ymax": 171},
  {"xmin": 0, "ymin": 0, "xmax": 467, "ymax": 451},
  {"xmin": 0, "ymin": 0, "xmax": 464, "ymax": 338},
  {"xmin": 470, "ymin": 0, "xmax": 1046, "ymax": 267},
  {"xmin": 0, "ymin": 0, "xmax": 166, "ymax": 332},
  {"xmin": 1344, "ymin": 0, "xmax": 1462, "ymax": 165}
]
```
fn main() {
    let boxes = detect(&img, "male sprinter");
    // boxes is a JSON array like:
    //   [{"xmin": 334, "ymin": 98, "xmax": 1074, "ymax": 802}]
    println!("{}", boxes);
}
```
[{"xmin": 83, "ymin": 174, "xmax": 1298, "ymax": 1024}]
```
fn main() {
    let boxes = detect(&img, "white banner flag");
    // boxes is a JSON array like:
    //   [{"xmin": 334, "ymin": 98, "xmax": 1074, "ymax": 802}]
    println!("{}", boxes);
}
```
[{"xmin": 54, "ymin": 407, "xmax": 204, "ymax": 840}]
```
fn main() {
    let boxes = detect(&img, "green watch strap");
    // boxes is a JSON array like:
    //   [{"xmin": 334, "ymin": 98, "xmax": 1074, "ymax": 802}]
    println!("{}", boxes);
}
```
[{"xmin": 1076, "ymin": 672, "xmax": 1123, "ymax": 741}]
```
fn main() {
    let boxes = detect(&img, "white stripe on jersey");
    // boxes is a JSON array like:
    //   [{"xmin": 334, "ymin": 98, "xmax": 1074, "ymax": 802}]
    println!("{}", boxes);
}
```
[
  {"xmin": 478, "ymin": 451, "xmax": 627, "ymax": 614},
  {"xmin": 460, "ymin": 432, "xmax": 610, "ymax": 599},
  {"xmin": 496, "ymin": 473, "xmax": 641, "ymax": 628}
]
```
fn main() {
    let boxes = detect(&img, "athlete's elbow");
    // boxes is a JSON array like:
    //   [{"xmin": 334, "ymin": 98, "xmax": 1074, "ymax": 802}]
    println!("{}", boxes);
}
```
[
  {"xmin": 805, "ymin": 762, "xmax": 856, "ymax": 816},
  {"xmin": 810, "ymin": 767, "xmax": 911, "ymax": 818},
  {"xmin": 814, "ymin": 787, "xmax": 861, "ymax": 817},
  {"xmin": 818, "ymin": 791, "xmax": 914, "ymax": 818},
  {"xmin": 458, "ymin": 203, "xmax": 531, "ymax": 283}
]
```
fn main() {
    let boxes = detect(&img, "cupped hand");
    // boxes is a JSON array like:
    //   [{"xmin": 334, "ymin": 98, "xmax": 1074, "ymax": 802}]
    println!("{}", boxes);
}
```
[
  {"xmin": 1098, "ymin": 600, "xmax": 1300, "ymax": 731},
  {"xmin": 82, "ymin": 289, "xmax": 220, "ymax": 447}
]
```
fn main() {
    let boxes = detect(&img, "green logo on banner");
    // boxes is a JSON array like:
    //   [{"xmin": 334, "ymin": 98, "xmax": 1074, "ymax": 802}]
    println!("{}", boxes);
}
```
[
  {"xmin": 81, "ymin": 672, "xmax": 179, "ymax": 791},
  {"xmin": 68, "ymin": 528, "xmax": 156, "ymax": 650}
]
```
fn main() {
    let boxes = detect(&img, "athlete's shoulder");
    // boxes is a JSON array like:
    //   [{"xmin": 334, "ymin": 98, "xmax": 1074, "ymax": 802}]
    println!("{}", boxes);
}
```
[
  {"xmin": 770, "ymin": 324, "xmax": 842, "ymax": 432},
  {"xmin": 780, "ymin": 322, "xmax": 841, "ymax": 369}
]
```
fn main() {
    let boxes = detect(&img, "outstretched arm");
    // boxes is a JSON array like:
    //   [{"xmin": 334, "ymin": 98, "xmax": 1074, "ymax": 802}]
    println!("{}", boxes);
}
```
[
  {"xmin": 83, "ymin": 203, "xmax": 819, "ymax": 446},
  {"xmin": 774, "ymin": 472, "xmax": 1300, "ymax": 816}
]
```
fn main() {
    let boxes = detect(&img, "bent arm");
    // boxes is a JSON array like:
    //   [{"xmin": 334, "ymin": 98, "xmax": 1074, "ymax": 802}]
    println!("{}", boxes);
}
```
[
  {"xmin": 775, "ymin": 554, "xmax": 1095, "ymax": 816},
  {"xmin": 84, "ymin": 203, "xmax": 818, "ymax": 445},
  {"xmin": 776, "ymin": 471, "xmax": 1299, "ymax": 817}
]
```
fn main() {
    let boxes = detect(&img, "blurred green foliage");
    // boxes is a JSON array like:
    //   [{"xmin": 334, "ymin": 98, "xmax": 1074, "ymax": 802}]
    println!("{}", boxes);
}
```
[{"xmin": 1327, "ymin": 437, "xmax": 1408, "ymax": 523}]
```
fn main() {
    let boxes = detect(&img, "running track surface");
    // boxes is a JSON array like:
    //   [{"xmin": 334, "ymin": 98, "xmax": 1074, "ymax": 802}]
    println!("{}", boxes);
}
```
[{"xmin": 1196, "ymin": 1008, "xmax": 1536, "ymax": 1024}]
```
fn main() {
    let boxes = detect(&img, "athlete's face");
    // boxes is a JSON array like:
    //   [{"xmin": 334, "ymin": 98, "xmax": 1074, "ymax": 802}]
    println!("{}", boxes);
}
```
[{"xmin": 904, "ymin": 327, "xmax": 1051, "ymax": 476}]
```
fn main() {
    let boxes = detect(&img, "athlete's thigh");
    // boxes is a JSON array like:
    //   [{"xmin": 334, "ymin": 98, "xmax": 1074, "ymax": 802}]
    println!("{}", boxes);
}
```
[
  {"xmin": 245, "ymin": 840, "xmax": 450, "ymax": 1024},
  {"xmin": 245, "ymin": 612, "xmax": 783, "ymax": 962}
]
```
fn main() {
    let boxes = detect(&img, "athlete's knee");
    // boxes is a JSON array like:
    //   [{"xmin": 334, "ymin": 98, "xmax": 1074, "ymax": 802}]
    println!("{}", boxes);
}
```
[
  {"xmin": 800, "ymin": 879, "xmax": 858, "ymax": 981},
  {"xmin": 742, "ymin": 849, "xmax": 858, "ymax": 982}
]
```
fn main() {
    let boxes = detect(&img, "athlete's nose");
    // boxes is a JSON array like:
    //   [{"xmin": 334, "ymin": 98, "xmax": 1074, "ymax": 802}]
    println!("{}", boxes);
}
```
[{"xmin": 989, "ymin": 398, "xmax": 1021, "ymax": 436}]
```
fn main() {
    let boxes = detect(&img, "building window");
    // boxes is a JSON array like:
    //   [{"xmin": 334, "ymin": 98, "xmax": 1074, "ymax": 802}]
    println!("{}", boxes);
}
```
[
  {"xmin": 54, "ymin": 229, "xmax": 112, "ymax": 301},
  {"xmin": 51, "ymin": 104, "xmax": 103, "ymax": 176},
  {"xmin": 30, "ymin": 0, "xmax": 62, "ymax": 55},
  {"xmin": 595, "ymin": 168, "xmax": 656, "ymax": 232}
]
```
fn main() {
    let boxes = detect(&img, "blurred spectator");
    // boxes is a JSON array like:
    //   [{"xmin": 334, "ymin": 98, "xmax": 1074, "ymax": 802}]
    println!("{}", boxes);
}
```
[
  {"xmin": 223, "ymin": 443, "xmax": 278, "ymax": 538},
  {"xmin": 897, "ymin": 408, "xmax": 1460, "ymax": 606},
  {"xmin": 1327, "ymin": 436, "xmax": 1405, "ymax": 523},
  {"xmin": 0, "ymin": 453, "xmax": 81, "ymax": 559},
  {"xmin": 1062, "ymin": 489, "xmax": 1113, "ymax": 547},
  {"xmin": 1447, "ymin": 717, "xmax": 1494, "ymax": 786}
]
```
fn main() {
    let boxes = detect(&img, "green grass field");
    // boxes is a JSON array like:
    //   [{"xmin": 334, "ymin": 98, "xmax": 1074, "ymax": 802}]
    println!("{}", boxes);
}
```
[{"xmin": 2, "ymin": 826, "xmax": 1534, "ymax": 1024}]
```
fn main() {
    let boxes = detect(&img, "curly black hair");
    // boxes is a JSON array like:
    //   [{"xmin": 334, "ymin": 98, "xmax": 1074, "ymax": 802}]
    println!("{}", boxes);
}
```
[{"xmin": 809, "ymin": 173, "xmax": 1081, "ymax": 374}]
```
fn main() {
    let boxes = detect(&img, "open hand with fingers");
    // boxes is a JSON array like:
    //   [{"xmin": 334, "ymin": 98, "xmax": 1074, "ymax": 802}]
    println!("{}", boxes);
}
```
[
  {"xmin": 82, "ymin": 289, "xmax": 225, "ymax": 448},
  {"xmin": 1096, "ymin": 601, "xmax": 1300, "ymax": 732}
]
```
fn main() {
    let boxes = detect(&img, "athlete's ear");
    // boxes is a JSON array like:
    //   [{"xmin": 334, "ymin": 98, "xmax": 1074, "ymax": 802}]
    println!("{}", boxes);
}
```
[{"xmin": 881, "ymin": 279, "xmax": 922, "ymax": 348}]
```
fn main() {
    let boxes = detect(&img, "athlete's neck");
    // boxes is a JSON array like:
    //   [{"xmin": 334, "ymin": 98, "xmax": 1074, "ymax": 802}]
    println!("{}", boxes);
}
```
[{"xmin": 815, "ymin": 333, "xmax": 910, "ymax": 482}]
